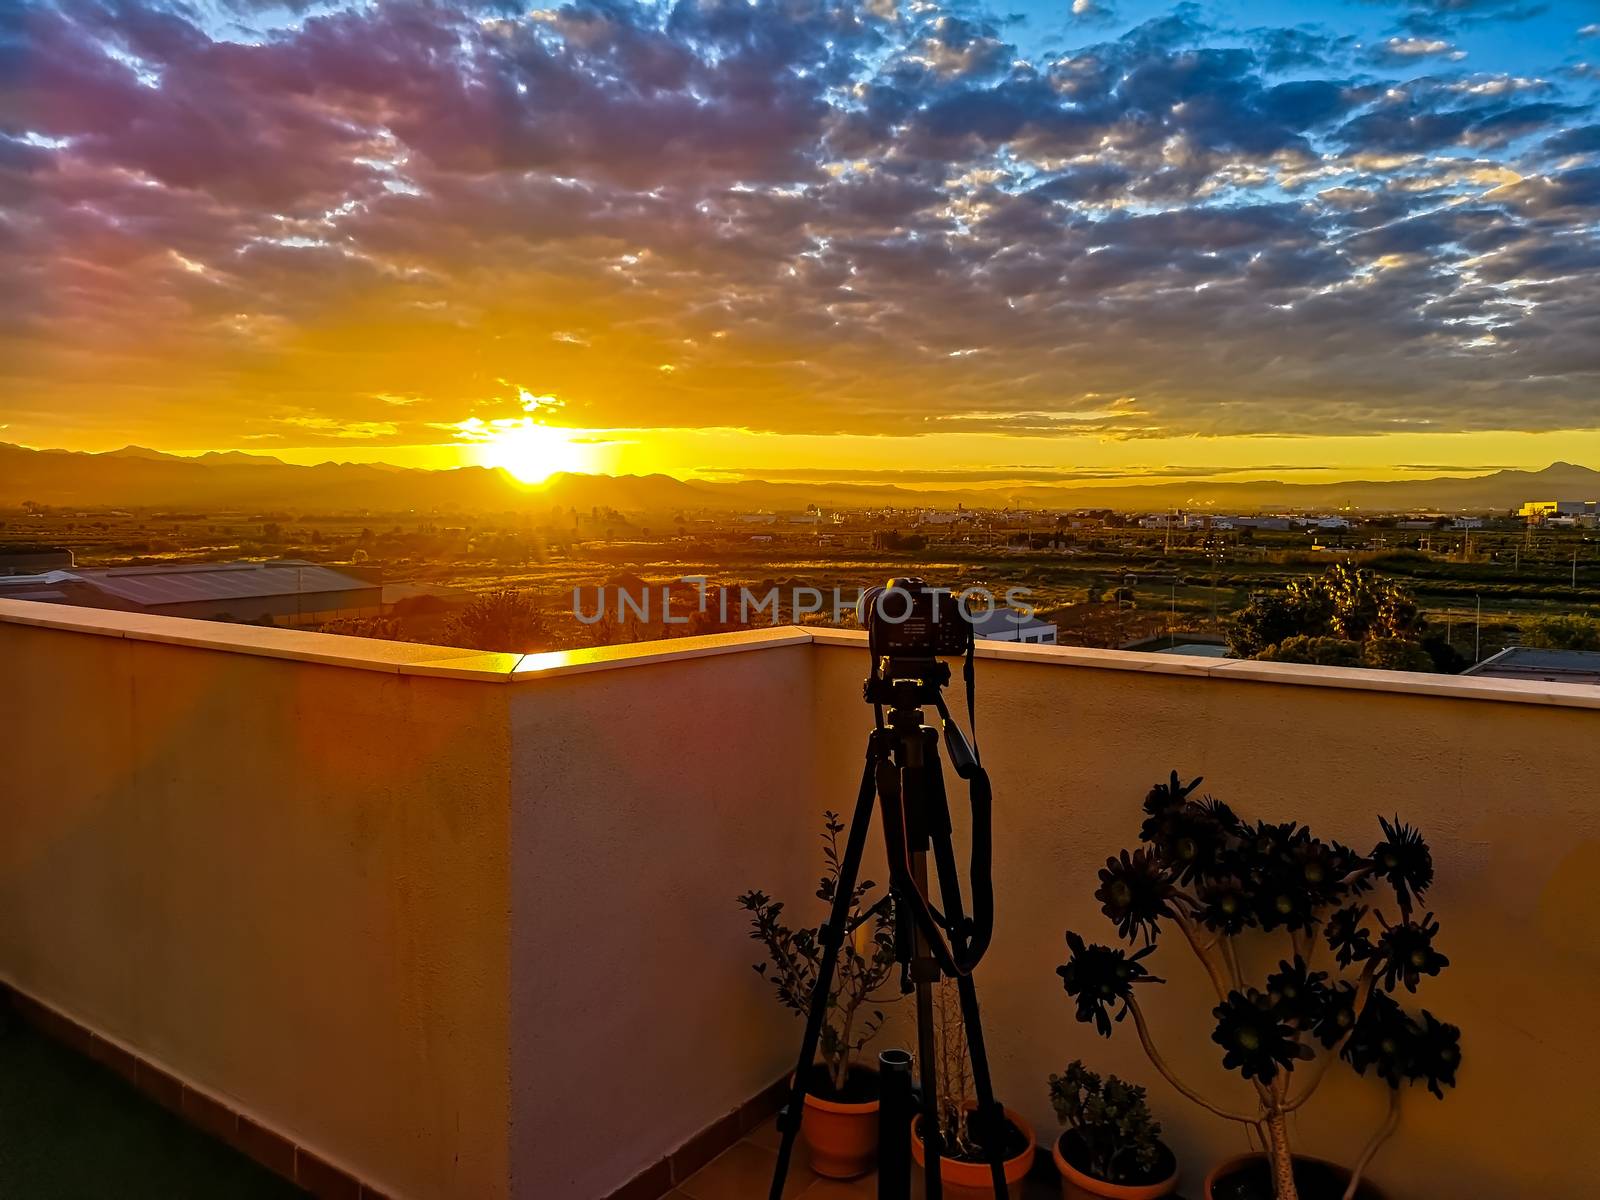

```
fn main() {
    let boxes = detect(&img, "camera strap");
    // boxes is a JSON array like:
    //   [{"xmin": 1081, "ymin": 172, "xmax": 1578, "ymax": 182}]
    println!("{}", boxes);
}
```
[{"xmin": 963, "ymin": 636, "xmax": 979, "ymax": 767}]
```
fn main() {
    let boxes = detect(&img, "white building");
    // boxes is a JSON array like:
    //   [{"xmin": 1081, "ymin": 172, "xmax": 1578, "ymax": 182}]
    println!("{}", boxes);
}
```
[{"xmin": 970, "ymin": 609, "xmax": 1057, "ymax": 645}]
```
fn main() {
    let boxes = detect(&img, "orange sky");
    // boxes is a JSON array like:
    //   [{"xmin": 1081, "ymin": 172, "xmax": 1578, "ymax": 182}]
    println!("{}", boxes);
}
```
[{"xmin": 4, "ymin": 0, "xmax": 1598, "ymax": 489}]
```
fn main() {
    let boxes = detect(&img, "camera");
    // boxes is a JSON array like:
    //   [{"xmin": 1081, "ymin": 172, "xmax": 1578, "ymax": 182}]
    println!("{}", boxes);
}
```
[{"xmin": 857, "ymin": 577, "xmax": 973, "ymax": 659}]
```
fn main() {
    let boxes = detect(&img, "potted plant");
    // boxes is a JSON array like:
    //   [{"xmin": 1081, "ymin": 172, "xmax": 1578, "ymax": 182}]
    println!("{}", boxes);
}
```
[
  {"xmin": 908, "ymin": 979, "xmax": 1036, "ymax": 1198},
  {"xmin": 737, "ymin": 811, "xmax": 901, "ymax": 1177},
  {"xmin": 1049, "ymin": 1061, "xmax": 1179, "ymax": 1199},
  {"xmin": 1057, "ymin": 774, "xmax": 1462, "ymax": 1200}
]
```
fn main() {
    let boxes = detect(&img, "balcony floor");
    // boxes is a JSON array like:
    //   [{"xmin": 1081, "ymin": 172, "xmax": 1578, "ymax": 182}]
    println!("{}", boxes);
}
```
[
  {"xmin": 0, "ymin": 1016, "xmax": 305, "ymax": 1199},
  {"xmin": 670, "ymin": 1117, "xmax": 1060, "ymax": 1200}
]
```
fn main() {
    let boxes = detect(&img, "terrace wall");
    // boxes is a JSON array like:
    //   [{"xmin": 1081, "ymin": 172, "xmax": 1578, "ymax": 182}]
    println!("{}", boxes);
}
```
[
  {"xmin": 2, "ymin": 600, "xmax": 1599, "ymax": 1199},
  {"xmin": 0, "ymin": 604, "xmax": 515, "ymax": 1200}
]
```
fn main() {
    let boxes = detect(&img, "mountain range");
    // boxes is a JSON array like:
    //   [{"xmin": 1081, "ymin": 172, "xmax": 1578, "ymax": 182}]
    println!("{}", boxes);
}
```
[{"xmin": 2, "ymin": 442, "xmax": 1597, "ymax": 516}]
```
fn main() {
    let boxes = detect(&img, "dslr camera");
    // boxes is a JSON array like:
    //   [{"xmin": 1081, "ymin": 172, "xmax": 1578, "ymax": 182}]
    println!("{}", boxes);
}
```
[{"xmin": 857, "ymin": 577, "xmax": 974, "ymax": 659}]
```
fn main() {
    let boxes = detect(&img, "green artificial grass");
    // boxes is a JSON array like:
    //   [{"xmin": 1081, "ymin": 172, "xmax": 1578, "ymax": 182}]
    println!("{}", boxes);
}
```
[{"xmin": 0, "ymin": 1015, "xmax": 306, "ymax": 1199}]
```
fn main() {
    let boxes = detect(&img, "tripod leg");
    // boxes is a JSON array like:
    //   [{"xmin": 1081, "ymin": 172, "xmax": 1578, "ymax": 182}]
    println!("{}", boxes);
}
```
[
  {"xmin": 768, "ymin": 746, "xmax": 881, "ymax": 1200},
  {"xmin": 914, "ymin": 972, "xmax": 943, "ymax": 1200},
  {"xmin": 955, "ymin": 975, "xmax": 1009, "ymax": 1200}
]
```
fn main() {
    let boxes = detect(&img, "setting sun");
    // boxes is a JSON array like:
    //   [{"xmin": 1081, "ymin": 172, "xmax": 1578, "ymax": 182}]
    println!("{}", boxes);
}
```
[{"xmin": 476, "ymin": 419, "xmax": 593, "ymax": 484}]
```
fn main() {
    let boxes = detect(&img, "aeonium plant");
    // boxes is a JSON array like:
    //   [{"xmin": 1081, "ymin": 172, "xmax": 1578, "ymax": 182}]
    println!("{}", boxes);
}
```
[
  {"xmin": 1057, "ymin": 774, "xmax": 1462, "ymax": 1200},
  {"xmin": 738, "ymin": 811, "xmax": 901, "ymax": 1097}
]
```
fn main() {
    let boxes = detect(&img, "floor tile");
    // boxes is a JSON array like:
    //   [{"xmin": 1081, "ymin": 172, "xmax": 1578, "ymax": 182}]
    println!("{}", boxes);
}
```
[
  {"xmin": 744, "ymin": 1117, "xmax": 784, "ymax": 1152},
  {"xmin": 677, "ymin": 1140, "xmax": 814, "ymax": 1200}
]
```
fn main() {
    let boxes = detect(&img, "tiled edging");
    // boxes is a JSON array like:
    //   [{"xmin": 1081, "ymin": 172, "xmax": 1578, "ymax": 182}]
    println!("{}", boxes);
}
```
[
  {"xmin": 0, "ymin": 981, "xmax": 388, "ymax": 1200},
  {"xmin": 601, "ymin": 1076, "xmax": 1063, "ymax": 1200},
  {"xmin": 602, "ymin": 1075, "xmax": 789, "ymax": 1200}
]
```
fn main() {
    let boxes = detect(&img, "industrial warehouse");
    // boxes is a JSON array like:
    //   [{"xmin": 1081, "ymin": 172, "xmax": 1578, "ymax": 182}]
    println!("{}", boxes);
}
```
[{"xmin": 0, "ymin": 558, "xmax": 381, "ymax": 626}]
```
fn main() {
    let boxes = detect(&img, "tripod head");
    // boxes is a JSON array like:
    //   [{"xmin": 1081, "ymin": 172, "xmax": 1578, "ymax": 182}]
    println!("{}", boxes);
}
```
[{"xmin": 863, "ymin": 658, "xmax": 948, "ymax": 712}]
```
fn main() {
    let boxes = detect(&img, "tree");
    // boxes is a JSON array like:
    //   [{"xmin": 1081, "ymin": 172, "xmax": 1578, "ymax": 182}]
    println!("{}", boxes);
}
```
[
  {"xmin": 1228, "ymin": 595, "xmax": 1313, "ymax": 658},
  {"xmin": 1229, "ymin": 565, "xmax": 1435, "ymax": 672},
  {"xmin": 444, "ymin": 589, "xmax": 547, "ymax": 652},
  {"xmin": 1361, "ymin": 637, "xmax": 1435, "ymax": 673},
  {"xmin": 1256, "ymin": 636, "xmax": 1363, "ymax": 667},
  {"xmin": 1522, "ymin": 614, "xmax": 1600, "ymax": 651}
]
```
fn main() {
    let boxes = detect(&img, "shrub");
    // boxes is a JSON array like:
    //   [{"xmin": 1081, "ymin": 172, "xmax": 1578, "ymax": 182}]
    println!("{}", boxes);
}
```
[
  {"xmin": 737, "ymin": 813, "xmax": 901, "ymax": 1096},
  {"xmin": 1521, "ymin": 614, "xmax": 1600, "ymax": 651},
  {"xmin": 444, "ymin": 588, "xmax": 546, "ymax": 652},
  {"xmin": 1256, "ymin": 636, "xmax": 1362, "ymax": 667}
]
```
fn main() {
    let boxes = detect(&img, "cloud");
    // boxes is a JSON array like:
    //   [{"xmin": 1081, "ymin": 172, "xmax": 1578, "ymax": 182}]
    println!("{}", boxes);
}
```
[
  {"xmin": 1360, "ymin": 1, "xmax": 1549, "ymax": 39},
  {"xmin": 0, "ymin": 0, "xmax": 1596, "ymax": 452},
  {"xmin": 1370, "ymin": 37, "xmax": 1467, "ymax": 64},
  {"xmin": 1070, "ymin": 0, "xmax": 1117, "ymax": 23}
]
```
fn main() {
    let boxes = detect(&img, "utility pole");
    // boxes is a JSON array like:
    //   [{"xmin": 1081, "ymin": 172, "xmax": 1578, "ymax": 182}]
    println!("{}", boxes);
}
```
[{"xmin": 1475, "ymin": 594, "xmax": 1482, "ymax": 665}]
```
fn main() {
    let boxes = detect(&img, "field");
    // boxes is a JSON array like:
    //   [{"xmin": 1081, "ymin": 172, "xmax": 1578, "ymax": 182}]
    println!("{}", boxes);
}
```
[{"xmin": 3, "ymin": 507, "xmax": 1598, "ymax": 662}]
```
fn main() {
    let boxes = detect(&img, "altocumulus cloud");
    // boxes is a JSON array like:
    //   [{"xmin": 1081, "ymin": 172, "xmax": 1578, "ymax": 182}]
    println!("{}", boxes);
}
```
[{"xmin": 0, "ymin": 0, "xmax": 1597, "ymax": 448}]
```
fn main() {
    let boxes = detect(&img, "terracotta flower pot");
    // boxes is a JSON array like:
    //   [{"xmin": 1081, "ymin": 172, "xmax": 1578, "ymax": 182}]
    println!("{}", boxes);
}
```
[
  {"xmin": 910, "ymin": 1108, "xmax": 1036, "ymax": 1199},
  {"xmin": 791, "ymin": 1067, "xmax": 880, "ymax": 1179},
  {"xmin": 1052, "ymin": 1131, "xmax": 1180, "ymax": 1200},
  {"xmin": 1203, "ymin": 1153, "xmax": 1385, "ymax": 1200}
]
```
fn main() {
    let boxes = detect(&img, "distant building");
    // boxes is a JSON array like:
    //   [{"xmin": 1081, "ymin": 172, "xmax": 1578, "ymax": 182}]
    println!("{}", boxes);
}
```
[
  {"xmin": 1464, "ymin": 647, "xmax": 1600, "ymax": 687},
  {"xmin": 1451, "ymin": 517, "xmax": 1486, "ymax": 530},
  {"xmin": 1521, "ymin": 500, "xmax": 1597, "ymax": 520},
  {"xmin": 971, "ymin": 609, "xmax": 1057, "ymax": 645},
  {"xmin": 0, "ymin": 559, "xmax": 380, "ymax": 625}
]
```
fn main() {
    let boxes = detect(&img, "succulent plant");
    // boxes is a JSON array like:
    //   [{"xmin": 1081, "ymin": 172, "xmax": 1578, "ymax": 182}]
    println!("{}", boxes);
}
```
[
  {"xmin": 1055, "ymin": 775, "xmax": 1462, "ymax": 1200},
  {"xmin": 1057, "ymin": 932, "xmax": 1160, "ymax": 1037},
  {"xmin": 1094, "ymin": 848, "xmax": 1177, "ymax": 945},
  {"xmin": 1049, "ymin": 1060, "xmax": 1167, "ymax": 1185},
  {"xmin": 1211, "ymin": 989, "xmax": 1311, "ymax": 1082},
  {"xmin": 1370, "ymin": 816, "xmax": 1434, "ymax": 914}
]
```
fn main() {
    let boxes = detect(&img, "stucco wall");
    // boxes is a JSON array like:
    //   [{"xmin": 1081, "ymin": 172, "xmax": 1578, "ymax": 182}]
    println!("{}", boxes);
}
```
[
  {"xmin": 808, "ymin": 637, "xmax": 1600, "ymax": 1199},
  {"xmin": 4, "ymin": 601, "xmax": 1599, "ymax": 1200},
  {"xmin": 0, "ymin": 616, "xmax": 513, "ymax": 1200},
  {"xmin": 508, "ymin": 638, "xmax": 821, "ymax": 1199}
]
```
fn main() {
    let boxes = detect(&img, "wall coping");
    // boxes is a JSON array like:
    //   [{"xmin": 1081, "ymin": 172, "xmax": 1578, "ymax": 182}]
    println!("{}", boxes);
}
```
[{"xmin": 4, "ymin": 597, "xmax": 1598, "ymax": 711}]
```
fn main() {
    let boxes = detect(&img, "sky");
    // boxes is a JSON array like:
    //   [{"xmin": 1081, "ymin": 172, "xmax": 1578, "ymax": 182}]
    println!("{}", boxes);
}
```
[{"xmin": 1, "ymin": 0, "xmax": 1597, "ymax": 486}]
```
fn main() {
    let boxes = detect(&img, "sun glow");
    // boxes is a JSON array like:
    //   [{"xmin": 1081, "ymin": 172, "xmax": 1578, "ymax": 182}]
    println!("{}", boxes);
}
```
[{"xmin": 476, "ymin": 418, "xmax": 592, "ymax": 483}]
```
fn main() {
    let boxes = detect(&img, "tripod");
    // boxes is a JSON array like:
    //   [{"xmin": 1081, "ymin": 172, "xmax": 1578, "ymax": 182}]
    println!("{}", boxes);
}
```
[{"xmin": 767, "ymin": 660, "xmax": 1008, "ymax": 1200}]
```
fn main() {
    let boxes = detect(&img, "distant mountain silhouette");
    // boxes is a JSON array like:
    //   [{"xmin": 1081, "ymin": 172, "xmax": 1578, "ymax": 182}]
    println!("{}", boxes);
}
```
[{"xmin": 1, "ymin": 441, "xmax": 1595, "ymax": 515}]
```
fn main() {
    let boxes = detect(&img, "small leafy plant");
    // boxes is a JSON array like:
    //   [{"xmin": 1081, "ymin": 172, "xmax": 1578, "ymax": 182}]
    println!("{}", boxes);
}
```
[
  {"xmin": 1049, "ymin": 1061, "xmax": 1166, "ymax": 1186},
  {"xmin": 1057, "ymin": 774, "xmax": 1462, "ymax": 1200},
  {"xmin": 738, "ymin": 811, "xmax": 900, "ymax": 1096}
]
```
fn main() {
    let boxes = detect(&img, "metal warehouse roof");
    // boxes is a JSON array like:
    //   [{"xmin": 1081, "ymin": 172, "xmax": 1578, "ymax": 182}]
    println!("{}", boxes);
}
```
[
  {"xmin": 73, "ymin": 560, "xmax": 375, "ymax": 608},
  {"xmin": 1464, "ymin": 646, "xmax": 1600, "ymax": 686}
]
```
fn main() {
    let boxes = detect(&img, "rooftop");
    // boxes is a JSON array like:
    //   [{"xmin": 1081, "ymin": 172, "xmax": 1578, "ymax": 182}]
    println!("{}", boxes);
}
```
[
  {"xmin": 0, "ymin": 559, "xmax": 376, "ymax": 609},
  {"xmin": 1464, "ymin": 645, "xmax": 1600, "ymax": 686}
]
